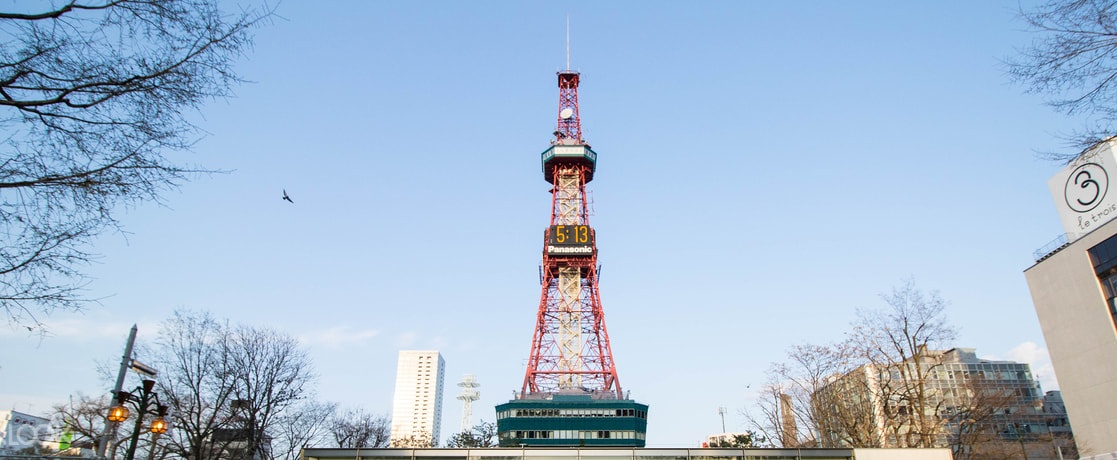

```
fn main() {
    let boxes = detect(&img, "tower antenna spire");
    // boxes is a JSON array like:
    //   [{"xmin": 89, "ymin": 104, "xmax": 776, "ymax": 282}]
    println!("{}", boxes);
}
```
[{"xmin": 565, "ymin": 15, "xmax": 571, "ymax": 71}]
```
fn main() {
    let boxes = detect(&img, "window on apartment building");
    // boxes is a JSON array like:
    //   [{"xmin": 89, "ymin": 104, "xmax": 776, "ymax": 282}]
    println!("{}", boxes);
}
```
[
  {"xmin": 1090, "ymin": 235, "xmax": 1117, "ymax": 274},
  {"xmin": 1089, "ymin": 235, "xmax": 1117, "ymax": 331}
]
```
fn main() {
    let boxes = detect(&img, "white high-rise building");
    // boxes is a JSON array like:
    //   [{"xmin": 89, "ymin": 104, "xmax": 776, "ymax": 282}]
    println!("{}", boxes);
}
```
[{"xmin": 390, "ymin": 350, "xmax": 446, "ymax": 447}]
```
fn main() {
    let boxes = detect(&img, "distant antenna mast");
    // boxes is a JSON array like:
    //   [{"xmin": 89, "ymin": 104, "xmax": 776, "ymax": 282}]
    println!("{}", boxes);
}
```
[
  {"xmin": 718, "ymin": 406, "xmax": 727, "ymax": 433},
  {"xmin": 456, "ymin": 374, "xmax": 481, "ymax": 433}
]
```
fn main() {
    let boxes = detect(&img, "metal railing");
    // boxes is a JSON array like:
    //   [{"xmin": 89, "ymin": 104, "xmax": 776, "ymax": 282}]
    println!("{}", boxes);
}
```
[{"xmin": 1034, "ymin": 233, "xmax": 1074, "ymax": 262}]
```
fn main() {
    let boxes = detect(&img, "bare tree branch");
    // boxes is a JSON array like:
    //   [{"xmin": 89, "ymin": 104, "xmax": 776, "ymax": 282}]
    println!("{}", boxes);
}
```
[
  {"xmin": 0, "ymin": 1, "xmax": 128, "ymax": 21},
  {"xmin": 0, "ymin": 0, "xmax": 273, "ymax": 331},
  {"xmin": 1009, "ymin": 0, "xmax": 1117, "ymax": 161}
]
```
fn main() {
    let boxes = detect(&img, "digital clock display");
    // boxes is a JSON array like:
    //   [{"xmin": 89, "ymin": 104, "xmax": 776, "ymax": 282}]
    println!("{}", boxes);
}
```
[{"xmin": 546, "ymin": 225, "xmax": 594, "ymax": 256}]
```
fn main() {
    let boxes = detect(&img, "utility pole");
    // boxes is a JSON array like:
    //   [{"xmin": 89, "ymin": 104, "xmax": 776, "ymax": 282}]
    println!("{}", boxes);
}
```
[
  {"xmin": 718, "ymin": 407, "xmax": 726, "ymax": 433},
  {"xmin": 97, "ymin": 325, "xmax": 137, "ymax": 460}
]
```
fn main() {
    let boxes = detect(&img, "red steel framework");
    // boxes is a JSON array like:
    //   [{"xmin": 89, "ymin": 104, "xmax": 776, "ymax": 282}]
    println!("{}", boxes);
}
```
[
  {"xmin": 521, "ymin": 70, "xmax": 623, "ymax": 399},
  {"xmin": 554, "ymin": 72, "xmax": 582, "ymax": 143}
]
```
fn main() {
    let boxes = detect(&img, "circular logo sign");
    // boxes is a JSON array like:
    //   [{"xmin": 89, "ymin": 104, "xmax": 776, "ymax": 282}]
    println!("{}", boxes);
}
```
[{"xmin": 1065, "ymin": 162, "xmax": 1109, "ymax": 212}]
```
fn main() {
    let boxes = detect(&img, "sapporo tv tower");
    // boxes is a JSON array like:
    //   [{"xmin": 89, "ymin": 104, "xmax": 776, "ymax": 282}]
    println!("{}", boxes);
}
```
[{"xmin": 494, "ymin": 62, "xmax": 648, "ymax": 447}]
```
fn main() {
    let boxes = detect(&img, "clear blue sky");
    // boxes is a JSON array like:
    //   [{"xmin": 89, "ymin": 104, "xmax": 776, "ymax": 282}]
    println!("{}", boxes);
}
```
[{"xmin": 0, "ymin": 0, "xmax": 1080, "ymax": 447}]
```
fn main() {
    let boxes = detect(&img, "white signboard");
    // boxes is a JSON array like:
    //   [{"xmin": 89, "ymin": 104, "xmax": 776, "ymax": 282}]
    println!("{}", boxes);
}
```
[{"xmin": 1049, "ymin": 139, "xmax": 1117, "ymax": 239}]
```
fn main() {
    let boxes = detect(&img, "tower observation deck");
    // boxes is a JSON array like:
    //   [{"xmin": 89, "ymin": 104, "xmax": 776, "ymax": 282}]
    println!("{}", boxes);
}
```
[{"xmin": 495, "ymin": 70, "xmax": 648, "ymax": 447}]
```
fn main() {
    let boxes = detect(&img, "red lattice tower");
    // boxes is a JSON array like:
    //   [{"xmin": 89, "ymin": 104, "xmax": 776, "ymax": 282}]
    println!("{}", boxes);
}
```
[{"xmin": 522, "ymin": 70, "xmax": 622, "ymax": 399}]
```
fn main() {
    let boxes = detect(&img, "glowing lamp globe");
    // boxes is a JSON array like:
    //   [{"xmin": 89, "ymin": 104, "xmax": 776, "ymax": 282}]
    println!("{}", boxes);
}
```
[{"xmin": 107, "ymin": 405, "xmax": 129, "ymax": 423}]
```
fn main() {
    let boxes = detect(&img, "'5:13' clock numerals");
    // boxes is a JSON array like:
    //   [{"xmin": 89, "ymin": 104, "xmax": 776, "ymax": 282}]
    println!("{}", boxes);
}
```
[{"xmin": 551, "ymin": 225, "xmax": 592, "ymax": 244}]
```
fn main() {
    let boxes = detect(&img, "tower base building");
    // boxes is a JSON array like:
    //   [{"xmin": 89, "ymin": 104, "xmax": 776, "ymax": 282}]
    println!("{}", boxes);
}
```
[{"xmin": 496, "ymin": 394, "xmax": 648, "ymax": 447}]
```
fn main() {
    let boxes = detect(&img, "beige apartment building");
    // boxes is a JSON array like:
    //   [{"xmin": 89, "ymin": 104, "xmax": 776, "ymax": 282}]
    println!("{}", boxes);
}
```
[{"xmin": 1025, "ymin": 138, "xmax": 1117, "ymax": 459}]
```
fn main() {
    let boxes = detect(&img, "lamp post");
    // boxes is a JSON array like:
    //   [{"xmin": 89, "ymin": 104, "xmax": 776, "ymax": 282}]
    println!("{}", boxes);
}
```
[{"xmin": 106, "ymin": 379, "xmax": 170, "ymax": 460}]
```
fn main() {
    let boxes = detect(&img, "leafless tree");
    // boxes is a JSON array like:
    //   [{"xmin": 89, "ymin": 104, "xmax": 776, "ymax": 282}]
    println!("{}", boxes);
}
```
[
  {"xmin": 749, "ymin": 280, "xmax": 959, "ymax": 449},
  {"xmin": 810, "ymin": 363, "xmax": 883, "ymax": 448},
  {"xmin": 271, "ymin": 401, "xmax": 337, "ymax": 460},
  {"xmin": 226, "ymin": 325, "xmax": 316, "ymax": 460},
  {"xmin": 154, "ymin": 310, "xmax": 238, "ymax": 460},
  {"xmin": 746, "ymin": 382, "xmax": 793, "ymax": 447},
  {"xmin": 0, "ymin": 0, "xmax": 271, "ymax": 331},
  {"xmin": 330, "ymin": 408, "xmax": 391, "ymax": 449},
  {"xmin": 849, "ymin": 280, "xmax": 957, "ymax": 448},
  {"xmin": 52, "ymin": 393, "xmax": 125, "ymax": 452},
  {"xmin": 1008, "ymin": 0, "xmax": 1117, "ymax": 161},
  {"xmin": 153, "ymin": 309, "xmax": 318, "ymax": 460},
  {"xmin": 746, "ymin": 342, "xmax": 875, "ymax": 448}
]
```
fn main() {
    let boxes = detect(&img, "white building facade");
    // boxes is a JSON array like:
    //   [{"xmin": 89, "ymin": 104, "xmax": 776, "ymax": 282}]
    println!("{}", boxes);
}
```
[
  {"xmin": 389, "ymin": 350, "xmax": 445, "ymax": 447},
  {"xmin": 0, "ymin": 410, "xmax": 50, "ymax": 452}
]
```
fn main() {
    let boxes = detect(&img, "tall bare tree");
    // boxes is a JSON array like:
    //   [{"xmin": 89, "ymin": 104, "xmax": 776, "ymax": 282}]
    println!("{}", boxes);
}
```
[
  {"xmin": 52, "ymin": 393, "xmax": 124, "ymax": 452},
  {"xmin": 747, "ymin": 382, "xmax": 793, "ymax": 447},
  {"xmin": 330, "ymin": 409, "xmax": 391, "ymax": 449},
  {"xmin": 1009, "ymin": 0, "xmax": 1117, "ymax": 160},
  {"xmin": 227, "ymin": 325, "xmax": 315, "ymax": 460},
  {"xmin": 153, "ymin": 309, "xmax": 317, "ymax": 460},
  {"xmin": 0, "ymin": 0, "xmax": 271, "ymax": 330},
  {"xmin": 748, "ymin": 281, "xmax": 959, "ymax": 449},
  {"xmin": 271, "ymin": 401, "xmax": 337, "ymax": 460},
  {"xmin": 810, "ymin": 364, "xmax": 883, "ymax": 448},
  {"xmin": 155, "ymin": 310, "xmax": 238, "ymax": 460},
  {"xmin": 849, "ymin": 280, "xmax": 957, "ymax": 448},
  {"xmin": 747, "ymin": 342, "xmax": 876, "ymax": 448}
]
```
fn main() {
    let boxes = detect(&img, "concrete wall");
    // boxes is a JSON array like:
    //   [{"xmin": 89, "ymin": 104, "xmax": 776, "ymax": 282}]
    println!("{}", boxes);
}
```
[
  {"xmin": 1025, "ymin": 218, "xmax": 1117, "ymax": 458},
  {"xmin": 852, "ymin": 449, "xmax": 951, "ymax": 460}
]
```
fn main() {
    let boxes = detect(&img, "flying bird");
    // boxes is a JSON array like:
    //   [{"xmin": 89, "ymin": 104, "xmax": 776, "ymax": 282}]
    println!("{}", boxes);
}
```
[{"xmin": 282, "ymin": 189, "xmax": 294, "ymax": 203}]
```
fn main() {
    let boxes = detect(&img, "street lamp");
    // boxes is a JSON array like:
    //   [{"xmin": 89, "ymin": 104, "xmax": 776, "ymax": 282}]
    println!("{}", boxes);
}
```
[
  {"xmin": 106, "ymin": 379, "xmax": 170, "ymax": 460},
  {"xmin": 107, "ymin": 404, "xmax": 130, "ymax": 423},
  {"xmin": 150, "ymin": 407, "xmax": 169, "ymax": 435}
]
